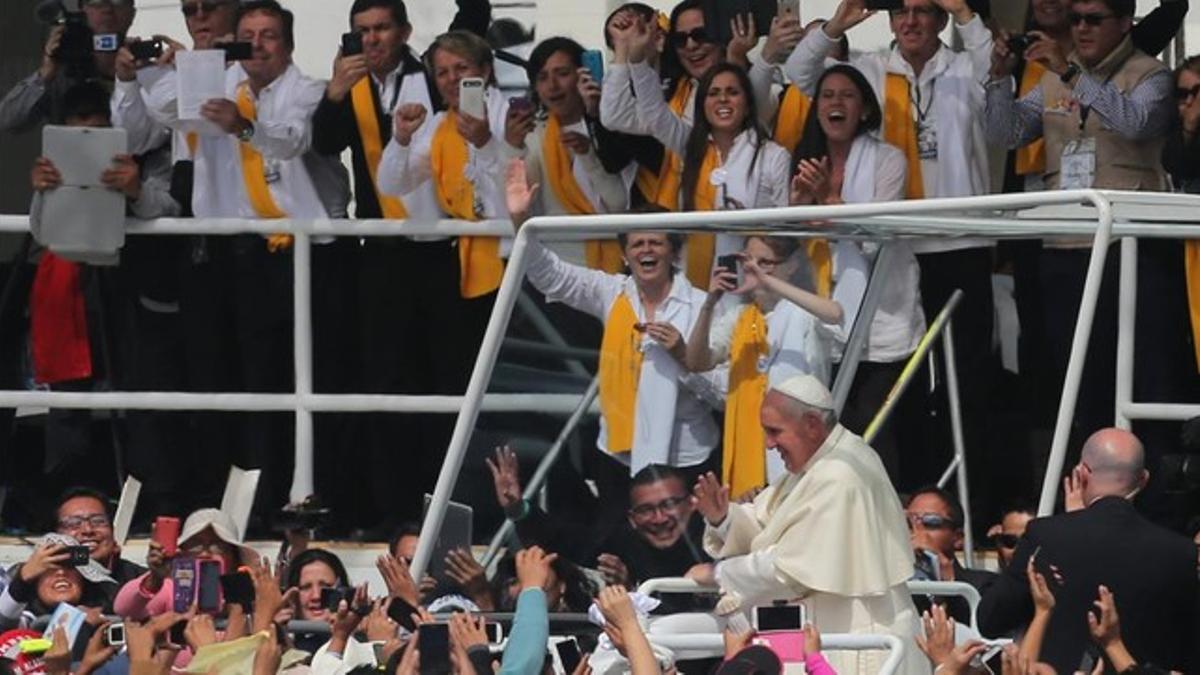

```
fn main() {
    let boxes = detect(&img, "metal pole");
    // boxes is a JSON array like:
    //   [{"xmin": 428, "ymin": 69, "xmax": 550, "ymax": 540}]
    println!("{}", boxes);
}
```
[
  {"xmin": 410, "ymin": 232, "xmax": 531, "ymax": 583},
  {"xmin": 1037, "ymin": 193, "xmax": 1115, "ymax": 516},
  {"xmin": 516, "ymin": 292, "xmax": 592, "ymax": 378},
  {"xmin": 832, "ymin": 243, "xmax": 900, "ymax": 414},
  {"xmin": 936, "ymin": 456, "xmax": 960, "ymax": 489},
  {"xmin": 863, "ymin": 290, "xmax": 965, "ymax": 443},
  {"xmin": 1115, "ymin": 238, "xmax": 1137, "ymax": 430},
  {"xmin": 290, "ymin": 232, "xmax": 315, "ymax": 503},
  {"xmin": 941, "ymin": 321, "xmax": 974, "ymax": 567},
  {"xmin": 481, "ymin": 377, "xmax": 601, "ymax": 568}
]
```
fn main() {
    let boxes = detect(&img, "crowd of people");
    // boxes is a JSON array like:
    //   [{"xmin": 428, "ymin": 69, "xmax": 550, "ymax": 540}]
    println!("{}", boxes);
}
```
[{"xmin": 2, "ymin": 0, "xmax": 1200, "ymax": 670}]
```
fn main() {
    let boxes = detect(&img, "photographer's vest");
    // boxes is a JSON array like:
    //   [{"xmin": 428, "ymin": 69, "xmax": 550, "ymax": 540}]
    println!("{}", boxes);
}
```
[{"xmin": 1040, "ymin": 37, "xmax": 1168, "ymax": 215}]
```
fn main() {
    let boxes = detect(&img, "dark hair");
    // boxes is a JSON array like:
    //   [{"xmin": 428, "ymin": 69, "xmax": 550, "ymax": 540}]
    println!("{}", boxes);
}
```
[
  {"xmin": 681, "ymin": 63, "xmax": 765, "ymax": 212},
  {"xmin": 604, "ymin": 2, "xmax": 658, "ymax": 49},
  {"xmin": 631, "ymin": 464, "xmax": 688, "ymax": 490},
  {"xmin": 792, "ymin": 64, "xmax": 882, "ymax": 169},
  {"xmin": 615, "ymin": 230, "xmax": 686, "ymax": 254},
  {"xmin": 661, "ymin": 0, "xmax": 707, "ymax": 91},
  {"xmin": 349, "ymin": 0, "xmax": 408, "ymax": 28},
  {"xmin": 55, "ymin": 486, "xmax": 113, "ymax": 526},
  {"xmin": 62, "ymin": 82, "xmax": 113, "ymax": 123},
  {"xmin": 526, "ymin": 37, "xmax": 585, "ymax": 110},
  {"xmin": 747, "ymin": 235, "xmax": 800, "ymax": 262},
  {"xmin": 1073, "ymin": 0, "xmax": 1136, "ymax": 17},
  {"xmin": 237, "ymin": 0, "xmax": 294, "ymax": 50},
  {"xmin": 906, "ymin": 486, "xmax": 964, "ymax": 529},
  {"xmin": 388, "ymin": 522, "xmax": 422, "ymax": 559},
  {"xmin": 1176, "ymin": 54, "xmax": 1200, "ymax": 82},
  {"xmin": 286, "ymin": 549, "xmax": 351, "ymax": 590}
]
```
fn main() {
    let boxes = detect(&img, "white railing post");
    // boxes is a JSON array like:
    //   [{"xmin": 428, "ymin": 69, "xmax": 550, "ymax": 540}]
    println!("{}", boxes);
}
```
[
  {"xmin": 941, "ymin": 320, "xmax": 974, "ymax": 566},
  {"xmin": 831, "ymin": 243, "xmax": 899, "ymax": 415},
  {"xmin": 1115, "ymin": 237, "xmax": 1137, "ymax": 430},
  {"xmin": 291, "ymin": 230, "xmax": 315, "ymax": 503}
]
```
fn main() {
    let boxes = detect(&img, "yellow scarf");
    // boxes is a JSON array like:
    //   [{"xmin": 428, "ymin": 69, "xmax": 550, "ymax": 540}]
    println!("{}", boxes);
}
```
[
  {"xmin": 805, "ymin": 240, "xmax": 833, "ymax": 298},
  {"xmin": 724, "ymin": 304, "xmax": 769, "ymax": 495},
  {"xmin": 655, "ymin": 141, "xmax": 717, "ymax": 289},
  {"xmin": 772, "ymin": 85, "xmax": 812, "ymax": 154},
  {"xmin": 883, "ymin": 73, "xmax": 925, "ymax": 200},
  {"xmin": 431, "ymin": 111, "xmax": 505, "ymax": 298},
  {"xmin": 1015, "ymin": 61, "xmax": 1048, "ymax": 176},
  {"xmin": 636, "ymin": 78, "xmax": 694, "ymax": 204},
  {"xmin": 1187, "ymin": 244, "xmax": 1200, "ymax": 371},
  {"xmin": 235, "ymin": 84, "xmax": 292, "ymax": 252},
  {"xmin": 351, "ymin": 77, "xmax": 409, "ymax": 218},
  {"xmin": 598, "ymin": 294, "xmax": 644, "ymax": 453},
  {"xmin": 543, "ymin": 114, "xmax": 623, "ymax": 273}
]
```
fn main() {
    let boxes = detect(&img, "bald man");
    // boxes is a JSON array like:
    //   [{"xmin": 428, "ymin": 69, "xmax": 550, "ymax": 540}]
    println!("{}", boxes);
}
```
[{"xmin": 978, "ymin": 428, "xmax": 1197, "ymax": 672}]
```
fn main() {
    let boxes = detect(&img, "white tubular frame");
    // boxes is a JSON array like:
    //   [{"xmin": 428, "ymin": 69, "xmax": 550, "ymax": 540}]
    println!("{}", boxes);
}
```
[{"xmin": 6, "ymin": 190, "xmax": 1200, "ymax": 581}]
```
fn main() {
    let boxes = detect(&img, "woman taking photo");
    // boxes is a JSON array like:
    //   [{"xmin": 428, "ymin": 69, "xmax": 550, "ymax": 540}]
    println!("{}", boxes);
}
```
[
  {"xmin": 504, "ymin": 36, "xmax": 632, "ymax": 272},
  {"xmin": 790, "ymin": 63, "xmax": 924, "ymax": 480}
]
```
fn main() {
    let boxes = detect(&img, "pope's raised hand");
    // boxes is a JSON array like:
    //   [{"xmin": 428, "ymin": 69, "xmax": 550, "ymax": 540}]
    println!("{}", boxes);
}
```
[{"xmin": 693, "ymin": 472, "xmax": 730, "ymax": 526}]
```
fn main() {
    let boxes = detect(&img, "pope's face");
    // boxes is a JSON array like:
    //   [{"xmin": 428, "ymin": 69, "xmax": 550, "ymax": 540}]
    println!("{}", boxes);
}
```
[{"xmin": 760, "ymin": 392, "xmax": 827, "ymax": 474}]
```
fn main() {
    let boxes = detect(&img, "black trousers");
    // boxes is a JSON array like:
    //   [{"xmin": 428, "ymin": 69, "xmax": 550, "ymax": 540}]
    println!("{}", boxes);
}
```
[
  {"xmin": 838, "ymin": 360, "xmax": 907, "ymax": 487},
  {"xmin": 354, "ymin": 238, "xmax": 494, "ymax": 528}
]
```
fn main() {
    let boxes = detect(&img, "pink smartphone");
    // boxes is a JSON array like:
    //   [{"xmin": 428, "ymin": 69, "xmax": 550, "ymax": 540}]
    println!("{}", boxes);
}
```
[{"xmin": 752, "ymin": 632, "xmax": 805, "ymax": 663}]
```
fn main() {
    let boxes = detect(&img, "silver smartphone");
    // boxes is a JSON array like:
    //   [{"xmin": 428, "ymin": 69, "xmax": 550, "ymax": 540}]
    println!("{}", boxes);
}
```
[
  {"xmin": 459, "ymin": 77, "xmax": 486, "ymax": 120},
  {"xmin": 777, "ymin": 0, "xmax": 800, "ymax": 20}
]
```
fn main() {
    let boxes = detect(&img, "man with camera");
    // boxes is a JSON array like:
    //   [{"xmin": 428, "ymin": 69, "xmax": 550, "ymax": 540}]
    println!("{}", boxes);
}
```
[{"xmin": 0, "ymin": 0, "xmax": 136, "ymax": 132}]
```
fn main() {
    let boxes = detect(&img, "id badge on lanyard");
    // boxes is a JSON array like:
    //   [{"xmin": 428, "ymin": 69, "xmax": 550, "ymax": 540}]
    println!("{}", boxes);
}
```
[{"xmin": 1060, "ymin": 137, "xmax": 1096, "ymax": 190}]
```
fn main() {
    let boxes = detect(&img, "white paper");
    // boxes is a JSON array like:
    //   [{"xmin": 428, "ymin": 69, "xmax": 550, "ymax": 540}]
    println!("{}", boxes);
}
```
[
  {"xmin": 111, "ymin": 476, "xmax": 142, "ymax": 547},
  {"xmin": 42, "ymin": 126, "xmax": 127, "ymax": 187},
  {"xmin": 221, "ymin": 466, "xmax": 261, "ymax": 542},
  {"xmin": 176, "ymin": 50, "xmax": 227, "ymax": 121}
]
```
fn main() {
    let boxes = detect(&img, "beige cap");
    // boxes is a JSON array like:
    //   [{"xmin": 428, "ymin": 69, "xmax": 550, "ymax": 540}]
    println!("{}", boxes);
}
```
[
  {"xmin": 771, "ymin": 374, "xmax": 835, "ymax": 410},
  {"xmin": 180, "ymin": 508, "xmax": 242, "ymax": 547}
]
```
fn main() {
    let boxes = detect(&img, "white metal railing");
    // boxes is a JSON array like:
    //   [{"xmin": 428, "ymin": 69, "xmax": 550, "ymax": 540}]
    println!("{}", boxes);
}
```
[{"xmin": 650, "ymin": 633, "xmax": 907, "ymax": 675}]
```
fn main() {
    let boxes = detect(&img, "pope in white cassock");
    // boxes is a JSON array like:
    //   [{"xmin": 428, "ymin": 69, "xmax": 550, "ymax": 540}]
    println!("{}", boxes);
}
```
[{"xmin": 692, "ymin": 375, "xmax": 926, "ymax": 675}]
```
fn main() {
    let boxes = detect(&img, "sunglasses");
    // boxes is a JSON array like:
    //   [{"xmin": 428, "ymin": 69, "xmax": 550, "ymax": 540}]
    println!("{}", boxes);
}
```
[
  {"xmin": 907, "ymin": 512, "xmax": 957, "ymax": 530},
  {"xmin": 1068, "ymin": 11, "xmax": 1116, "ymax": 26},
  {"xmin": 1176, "ymin": 84, "xmax": 1200, "ymax": 100},
  {"xmin": 182, "ymin": 0, "xmax": 234, "ymax": 17},
  {"xmin": 992, "ymin": 533, "xmax": 1021, "ymax": 549},
  {"xmin": 668, "ymin": 27, "xmax": 713, "ymax": 48}
]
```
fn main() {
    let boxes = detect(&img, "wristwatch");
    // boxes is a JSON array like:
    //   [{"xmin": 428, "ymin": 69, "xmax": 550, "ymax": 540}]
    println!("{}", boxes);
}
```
[
  {"xmin": 1060, "ymin": 64, "xmax": 1081, "ymax": 85},
  {"xmin": 237, "ymin": 120, "xmax": 255, "ymax": 142}
]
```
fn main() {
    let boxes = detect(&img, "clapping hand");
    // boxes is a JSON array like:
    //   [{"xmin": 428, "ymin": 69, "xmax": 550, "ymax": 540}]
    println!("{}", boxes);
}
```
[
  {"xmin": 693, "ymin": 472, "xmax": 730, "ymax": 526},
  {"xmin": 790, "ymin": 157, "xmax": 833, "ymax": 205}
]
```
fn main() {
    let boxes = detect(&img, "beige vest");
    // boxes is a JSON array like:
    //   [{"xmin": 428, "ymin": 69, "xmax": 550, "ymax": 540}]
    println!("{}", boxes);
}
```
[{"xmin": 1041, "ymin": 36, "xmax": 1169, "ymax": 192}]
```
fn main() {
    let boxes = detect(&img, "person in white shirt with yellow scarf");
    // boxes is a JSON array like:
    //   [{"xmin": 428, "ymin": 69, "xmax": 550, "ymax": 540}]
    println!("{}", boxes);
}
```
[{"xmin": 502, "ymin": 36, "xmax": 632, "ymax": 273}]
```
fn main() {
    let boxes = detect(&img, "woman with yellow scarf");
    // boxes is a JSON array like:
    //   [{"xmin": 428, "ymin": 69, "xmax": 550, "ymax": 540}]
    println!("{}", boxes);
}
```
[{"xmin": 502, "ymin": 36, "xmax": 632, "ymax": 273}]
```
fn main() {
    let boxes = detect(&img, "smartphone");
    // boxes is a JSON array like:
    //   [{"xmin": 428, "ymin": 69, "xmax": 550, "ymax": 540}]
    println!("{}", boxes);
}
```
[
  {"xmin": 582, "ymin": 49, "xmax": 604, "ymax": 84},
  {"xmin": 341, "ymin": 31, "xmax": 364, "ymax": 56},
  {"xmin": 716, "ymin": 253, "xmax": 741, "ymax": 280},
  {"xmin": 459, "ymin": 77, "xmax": 486, "ymax": 120},
  {"xmin": 752, "ymin": 604, "xmax": 806, "ymax": 631},
  {"xmin": 168, "ymin": 619, "xmax": 187, "ymax": 648},
  {"xmin": 105, "ymin": 623, "xmax": 126, "ymax": 648},
  {"xmin": 196, "ymin": 558, "xmax": 224, "ymax": 614},
  {"xmin": 553, "ymin": 637, "xmax": 582, "ymax": 674},
  {"xmin": 777, "ymin": 0, "xmax": 800, "ymax": 19},
  {"xmin": 92, "ymin": 33, "xmax": 119, "ymax": 52},
  {"xmin": 128, "ymin": 38, "xmax": 164, "ymax": 61},
  {"xmin": 508, "ymin": 96, "xmax": 533, "ymax": 115},
  {"xmin": 971, "ymin": 638, "xmax": 1013, "ymax": 667},
  {"xmin": 218, "ymin": 41, "xmax": 254, "ymax": 61},
  {"xmin": 154, "ymin": 516, "xmax": 181, "ymax": 558},
  {"xmin": 65, "ymin": 545, "xmax": 91, "ymax": 567},
  {"xmin": 220, "ymin": 571, "xmax": 255, "ymax": 608},
  {"xmin": 171, "ymin": 557, "xmax": 197, "ymax": 613},
  {"xmin": 418, "ymin": 623, "xmax": 451, "ymax": 674},
  {"xmin": 485, "ymin": 622, "xmax": 503, "ymax": 644},
  {"xmin": 1006, "ymin": 33, "xmax": 1034, "ymax": 56},
  {"xmin": 864, "ymin": 0, "xmax": 905, "ymax": 9},
  {"xmin": 320, "ymin": 586, "xmax": 356, "ymax": 612},
  {"xmin": 385, "ymin": 596, "xmax": 420, "ymax": 632}
]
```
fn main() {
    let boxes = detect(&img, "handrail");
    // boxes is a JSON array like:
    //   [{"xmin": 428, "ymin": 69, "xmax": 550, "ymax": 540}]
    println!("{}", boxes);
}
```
[{"xmin": 650, "ymin": 633, "xmax": 906, "ymax": 675}]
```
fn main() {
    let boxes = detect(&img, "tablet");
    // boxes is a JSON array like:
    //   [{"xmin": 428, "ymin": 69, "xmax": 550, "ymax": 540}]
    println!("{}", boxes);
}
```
[
  {"xmin": 42, "ymin": 125, "xmax": 127, "ymax": 188},
  {"xmin": 422, "ymin": 494, "xmax": 474, "ymax": 583}
]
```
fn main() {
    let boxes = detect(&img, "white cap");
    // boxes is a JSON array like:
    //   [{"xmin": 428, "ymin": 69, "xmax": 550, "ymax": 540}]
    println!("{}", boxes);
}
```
[
  {"xmin": 771, "ymin": 374, "xmax": 835, "ymax": 411},
  {"xmin": 180, "ymin": 508, "xmax": 242, "ymax": 547}
]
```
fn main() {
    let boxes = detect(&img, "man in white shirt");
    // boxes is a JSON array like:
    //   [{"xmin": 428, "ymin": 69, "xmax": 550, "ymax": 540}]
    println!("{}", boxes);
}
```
[
  {"xmin": 786, "ymin": 0, "xmax": 997, "ymax": 509},
  {"xmin": 144, "ymin": 0, "xmax": 328, "ymax": 517}
]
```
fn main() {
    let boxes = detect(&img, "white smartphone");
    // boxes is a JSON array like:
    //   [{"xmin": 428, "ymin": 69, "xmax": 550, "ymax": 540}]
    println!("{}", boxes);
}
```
[
  {"xmin": 777, "ymin": 0, "xmax": 800, "ymax": 19},
  {"xmin": 752, "ymin": 603, "xmax": 807, "ymax": 632},
  {"xmin": 971, "ymin": 638, "xmax": 1013, "ymax": 667},
  {"xmin": 459, "ymin": 77, "xmax": 486, "ymax": 120}
]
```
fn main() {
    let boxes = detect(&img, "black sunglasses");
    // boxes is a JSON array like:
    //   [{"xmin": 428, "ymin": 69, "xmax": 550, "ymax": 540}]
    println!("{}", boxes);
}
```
[
  {"xmin": 907, "ymin": 513, "xmax": 958, "ymax": 530},
  {"xmin": 1175, "ymin": 84, "xmax": 1200, "ymax": 100},
  {"xmin": 992, "ymin": 533, "xmax": 1020, "ymax": 548},
  {"xmin": 668, "ymin": 27, "xmax": 713, "ymax": 48},
  {"xmin": 1068, "ymin": 11, "xmax": 1116, "ymax": 26},
  {"xmin": 182, "ymin": 0, "xmax": 233, "ymax": 17}
]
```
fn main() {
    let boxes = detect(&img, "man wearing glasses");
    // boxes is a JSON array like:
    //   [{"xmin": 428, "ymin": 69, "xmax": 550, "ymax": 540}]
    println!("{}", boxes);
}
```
[
  {"xmin": 52, "ymin": 487, "xmax": 146, "ymax": 596},
  {"xmin": 905, "ymin": 486, "xmax": 996, "ymax": 623}
]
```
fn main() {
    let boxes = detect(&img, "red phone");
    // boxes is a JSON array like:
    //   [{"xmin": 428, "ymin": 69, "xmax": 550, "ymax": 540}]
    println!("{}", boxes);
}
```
[{"xmin": 154, "ymin": 516, "xmax": 181, "ymax": 557}]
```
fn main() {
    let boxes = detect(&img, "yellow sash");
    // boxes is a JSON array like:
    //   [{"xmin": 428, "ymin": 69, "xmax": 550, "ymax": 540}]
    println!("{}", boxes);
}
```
[
  {"xmin": 431, "ymin": 111, "xmax": 505, "ymax": 298},
  {"xmin": 724, "ymin": 304, "xmax": 770, "ymax": 495},
  {"xmin": 235, "ymin": 85, "xmax": 292, "ymax": 252},
  {"xmin": 543, "ymin": 115, "xmax": 623, "ymax": 273},
  {"xmin": 1187, "ymin": 243, "xmax": 1200, "ymax": 372},
  {"xmin": 883, "ymin": 73, "xmax": 925, "ymax": 200},
  {"xmin": 1014, "ymin": 61, "xmax": 1048, "ymax": 176},
  {"xmin": 646, "ymin": 79, "xmax": 694, "ymax": 205},
  {"xmin": 772, "ymin": 85, "xmax": 812, "ymax": 154},
  {"xmin": 655, "ymin": 142, "xmax": 717, "ymax": 289},
  {"xmin": 185, "ymin": 132, "xmax": 198, "ymax": 158},
  {"xmin": 598, "ymin": 294, "xmax": 644, "ymax": 453},
  {"xmin": 805, "ymin": 240, "xmax": 833, "ymax": 298},
  {"xmin": 351, "ymin": 77, "xmax": 409, "ymax": 218}
]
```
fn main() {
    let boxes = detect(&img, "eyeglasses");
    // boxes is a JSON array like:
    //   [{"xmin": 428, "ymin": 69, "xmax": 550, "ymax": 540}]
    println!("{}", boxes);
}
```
[
  {"xmin": 629, "ymin": 496, "xmax": 689, "ymax": 519},
  {"xmin": 58, "ymin": 514, "xmax": 111, "ymax": 531},
  {"xmin": 906, "ymin": 512, "xmax": 957, "ymax": 530},
  {"xmin": 1175, "ymin": 84, "xmax": 1200, "ymax": 100},
  {"xmin": 889, "ymin": 6, "xmax": 943, "ymax": 19},
  {"xmin": 992, "ymin": 533, "xmax": 1020, "ymax": 549},
  {"xmin": 668, "ymin": 27, "xmax": 713, "ymax": 49},
  {"xmin": 1068, "ymin": 11, "xmax": 1116, "ymax": 26},
  {"xmin": 182, "ymin": 0, "xmax": 234, "ymax": 17}
]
